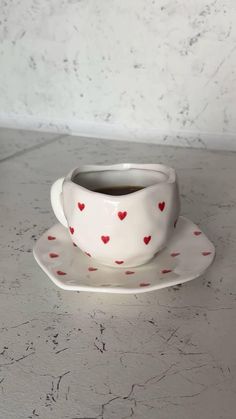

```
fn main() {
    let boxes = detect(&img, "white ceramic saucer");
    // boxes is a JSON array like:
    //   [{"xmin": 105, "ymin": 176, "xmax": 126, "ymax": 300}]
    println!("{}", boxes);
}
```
[{"xmin": 33, "ymin": 217, "xmax": 215, "ymax": 294}]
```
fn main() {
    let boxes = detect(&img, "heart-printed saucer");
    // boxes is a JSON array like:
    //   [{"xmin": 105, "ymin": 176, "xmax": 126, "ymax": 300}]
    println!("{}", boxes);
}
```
[{"xmin": 33, "ymin": 217, "xmax": 215, "ymax": 294}]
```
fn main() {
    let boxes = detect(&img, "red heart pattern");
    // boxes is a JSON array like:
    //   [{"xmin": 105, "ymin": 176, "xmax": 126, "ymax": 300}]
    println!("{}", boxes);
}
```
[
  {"xmin": 143, "ymin": 236, "xmax": 151, "ymax": 245},
  {"xmin": 162, "ymin": 269, "xmax": 172, "ymax": 274},
  {"xmin": 101, "ymin": 236, "xmax": 110, "ymax": 244},
  {"xmin": 118, "ymin": 211, "xmax": 127, "ymax": 220},
  {"xmin": 158, "ymin": 202, "xmax": 165, "ymax": 212},
  {"xmin": 44, "ymin": 195, "xmax": 213, "ymax": 290},
  {"xmin": 50, "ymin": 197, "xmax": 185, "ymax": 267},
  {"xmin": 78, "ymin": 202, "xmax": 85, "ymax": 211},
  {"xmin": 48, "ymin": 235, "xmax": 56, "ymax": 240}
]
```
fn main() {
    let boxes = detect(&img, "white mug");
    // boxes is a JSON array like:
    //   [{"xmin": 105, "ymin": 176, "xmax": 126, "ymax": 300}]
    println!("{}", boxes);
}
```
[{"xmin": 51, "ymin": 163, "xmax": 180, "ymax": 268}]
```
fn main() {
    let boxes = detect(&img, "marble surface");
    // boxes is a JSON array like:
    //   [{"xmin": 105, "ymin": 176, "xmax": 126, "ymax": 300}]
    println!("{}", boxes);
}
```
[
  {"xmin": 0, "ymin": 128, "xmax": 62, "ymax": 161},
  {"xmin": 0, "ymin": 1, "xmax": 236, "ymax": 150},
  {"xmin": 0, "ymin": 128, "xmax": 236, "ymax": 418}
]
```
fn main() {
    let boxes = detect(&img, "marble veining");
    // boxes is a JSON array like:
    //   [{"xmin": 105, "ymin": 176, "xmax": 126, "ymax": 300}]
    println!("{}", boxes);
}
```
[
  {"xmin": 0, "ymin": 1, "xmax": 236, "ymax": 150},
  {"xmin": 0, "ymin": 128, "xmax": 236, "ymax": 418}
]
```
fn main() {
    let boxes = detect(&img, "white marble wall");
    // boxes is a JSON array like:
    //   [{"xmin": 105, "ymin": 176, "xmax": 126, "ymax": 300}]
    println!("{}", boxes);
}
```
[{"xmin": 0, "ymin": 0, "xmax": 236, "ymax": 149}]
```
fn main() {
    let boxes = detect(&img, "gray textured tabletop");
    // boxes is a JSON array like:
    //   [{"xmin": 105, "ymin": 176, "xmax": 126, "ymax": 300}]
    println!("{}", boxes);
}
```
[{"xmin": 0, "ymin": 128, "xmax": 236, "ymax": 419}]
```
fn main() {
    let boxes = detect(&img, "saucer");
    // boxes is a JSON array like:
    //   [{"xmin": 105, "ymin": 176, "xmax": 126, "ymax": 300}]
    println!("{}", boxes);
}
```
[{"xmin": 33, "ymin": 217, "xmax": 215, "ymax": 294}]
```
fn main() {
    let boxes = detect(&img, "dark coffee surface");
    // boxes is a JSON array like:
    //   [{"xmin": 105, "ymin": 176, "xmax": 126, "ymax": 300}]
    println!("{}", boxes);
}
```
[{"xmin": 95, "ymin": 185, "xmax": 144, "ymax": 195}]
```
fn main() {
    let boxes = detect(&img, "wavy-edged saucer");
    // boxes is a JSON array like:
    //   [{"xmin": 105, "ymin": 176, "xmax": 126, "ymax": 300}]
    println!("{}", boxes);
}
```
[{"xmin": 33, "ymin": 216, "xmax": 215, "ymax": 294}]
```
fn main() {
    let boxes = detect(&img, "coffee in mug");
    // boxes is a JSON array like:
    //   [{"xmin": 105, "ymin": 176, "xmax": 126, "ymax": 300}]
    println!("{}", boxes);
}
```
[{"xmin": 51, "ymin": 163, "xmax": 180, "ymax": 268}]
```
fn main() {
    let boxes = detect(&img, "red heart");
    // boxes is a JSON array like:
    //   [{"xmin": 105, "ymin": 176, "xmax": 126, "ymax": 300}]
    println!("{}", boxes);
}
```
[
  {"xmin": 69, "ymin": 227, "xmax": 74, "ymax": 235},
  {"xmin": 88, "ymin": 267, "xmax": 98, "ymax": 271},
  {"xmin": 101, "ymin": 235, "xmax": 110, "ymax": 244},
  {"xmin": 118, "ymin": 211, "xmax": 127, "ymax": 220},
  {"xmin": 125, "ymin": 271, "xmax": 135, "ymax": 275},
  {"xmin": 194, "ymin": 231, "xmax": 201, "ymax": 236},
  {"xmin": 115, "ymin": 260, "xmax": 124, "ymax": 265},
  {"xmin": 49, "ymin": 252, "xmax": 59, "ymax": 258},
  {"xmin": 171, "ymin": 252, "xmax": 180, "ymax": 257},
  {"xmin": 85, "ymin": 252, "xmax": 91, "ymax": 257},
  {"xmin": 57, "ymin": 270, "xmax": 66, "ymax": 275},
  {"xmin": 158, "ymin": 202, "xmax": 165, "ymax": 212},
  {"xmin": 78, "ymin": 202, "xmax": 85, "ymax": 211},
  {"xmin": 202, "ymin": 251, "xmax": 212, "ymax": 256},
  {"xmin": 48, "ymin": 235, "xmax": 56, "ymax": 240},
  {"xmin": 73, "ymin": 242, "xmax": 77, "ymax": 247},
  {"xmin": 143, "ymin": 236, "xmax": 151, "ymax": 245},
  {"xmin": 162, "ymin": 269, "xmax": 172, "ymax": 274},
  {"xmin": 174, "ymin": 219, "xmax": 178, "ymax": 228},
  {"xmin": 139, "ymin": 282, "xmax": 150, "ymax": 287}
]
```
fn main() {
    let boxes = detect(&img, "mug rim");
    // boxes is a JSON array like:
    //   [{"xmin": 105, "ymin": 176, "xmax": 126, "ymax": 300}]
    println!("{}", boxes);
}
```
[{"xmin": 64, "ymin": 163, "xmax": 177, "ymax": 198}]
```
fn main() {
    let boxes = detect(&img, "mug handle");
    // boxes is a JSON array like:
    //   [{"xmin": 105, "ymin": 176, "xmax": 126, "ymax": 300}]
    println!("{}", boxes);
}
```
[{"xmin": 50, "ymin": 178, "xmax": 68, "ymax": 227}]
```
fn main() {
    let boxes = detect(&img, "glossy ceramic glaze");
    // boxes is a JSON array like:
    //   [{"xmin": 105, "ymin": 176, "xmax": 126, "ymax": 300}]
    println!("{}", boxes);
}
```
[
  {"xmin": 50, "ymin": 163, "xmax": 180, "ymax": 267},
  {"xmin": 33, "ymin": 216, "xmax": 215, "ymax": 294}
]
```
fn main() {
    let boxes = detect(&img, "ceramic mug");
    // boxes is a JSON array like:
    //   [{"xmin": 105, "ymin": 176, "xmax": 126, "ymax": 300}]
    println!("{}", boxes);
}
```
[{"xmin": 50, "ymin": 163, "xmax": 180, "ymax": 268}]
